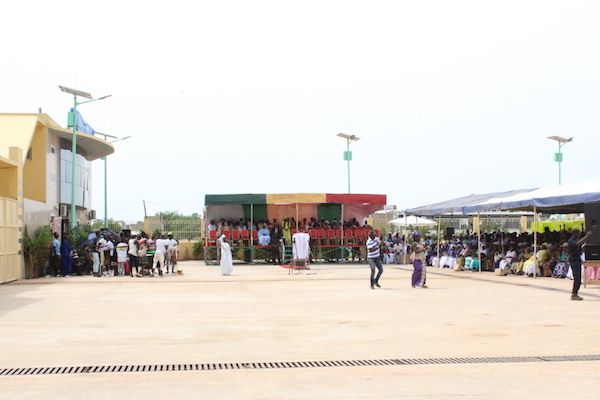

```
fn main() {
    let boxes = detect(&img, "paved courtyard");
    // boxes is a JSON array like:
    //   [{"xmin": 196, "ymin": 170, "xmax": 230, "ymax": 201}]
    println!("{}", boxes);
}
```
[{"xmin": 1, "ymin": 261, "xmax": 599, "ymax": 399}]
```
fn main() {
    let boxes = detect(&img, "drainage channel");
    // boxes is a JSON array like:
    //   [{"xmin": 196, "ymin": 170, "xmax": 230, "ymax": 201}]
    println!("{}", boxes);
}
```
[{"xmin": 2, "ymin": 355, "xmax": 599, "ymax": 376}]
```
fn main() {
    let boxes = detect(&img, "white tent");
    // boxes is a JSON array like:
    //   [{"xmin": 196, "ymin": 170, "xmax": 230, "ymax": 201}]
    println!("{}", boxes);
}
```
[
  {"xmin": 463, "ymin": 178, "xmax": 600, "ymax": 214},
  {"xmin": 388, "ymin": 216, "xmax": 437, "ymax": 227}
]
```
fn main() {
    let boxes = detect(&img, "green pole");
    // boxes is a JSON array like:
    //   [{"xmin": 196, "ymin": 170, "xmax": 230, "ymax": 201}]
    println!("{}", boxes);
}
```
[
  {"xmin": 70, "ymin": 95, "xmax": 78, "ymax": 230},
  {"xmin": 347, "ymin": 138, "xmax": 351, "ymax": 193}
]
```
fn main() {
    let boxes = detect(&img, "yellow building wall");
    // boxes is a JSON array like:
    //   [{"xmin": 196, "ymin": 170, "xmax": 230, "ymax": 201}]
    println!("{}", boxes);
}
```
[
  {"xmin": 22, "ymin": 124, "xmax": 46, "ymax": 202},
  {"xmin": 0, "ymin": 157, "xmax": 18, "ymax": 199}
]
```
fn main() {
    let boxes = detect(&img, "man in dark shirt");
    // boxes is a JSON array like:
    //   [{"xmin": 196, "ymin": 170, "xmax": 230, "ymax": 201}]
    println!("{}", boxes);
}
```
[{"xmin": 567, "ymin": 229, "xmax": 592, "ymax": 301}]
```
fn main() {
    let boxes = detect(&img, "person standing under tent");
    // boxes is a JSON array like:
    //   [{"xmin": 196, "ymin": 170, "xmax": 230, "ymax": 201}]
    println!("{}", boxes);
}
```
[
  {"xmin": 219, "ymin": 234, "xmax": 233, "ymax": 276},
  {"xmin": 50, "ymin": 232, "xmax": 61, "ymax": 277},
  {"xmin": 411, "ymin": 231, "xmax": 428, "ymax": 288},
  {"xmin": 166, "ymin": 232, "xmax": 179, "ymax": 274},
  {"xmin": 568, "ymin": 229, "xmax": 592, "ymax": 301},
  {"xmin": 270, "ymin": 226, "xmax": 282, "ymax": 265},
  {"xmin": 59, "ymin": 234, "xmax": 72, "ymax": 277},
  {"xmin": 282, "ymin": 216, "xmax": 292, "ymax": 245},
  {"xmin": 366, "ymin": 230, "xmax": 383, "ymax": 290}
]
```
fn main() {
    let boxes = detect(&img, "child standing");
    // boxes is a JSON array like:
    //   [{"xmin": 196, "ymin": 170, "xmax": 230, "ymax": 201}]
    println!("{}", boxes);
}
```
[{"xmin": 116, "ymin": 239, "xmax": 129, "ymax": 277}]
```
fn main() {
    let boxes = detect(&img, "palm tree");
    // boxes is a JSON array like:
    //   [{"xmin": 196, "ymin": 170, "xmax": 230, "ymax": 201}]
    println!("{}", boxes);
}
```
[{"xmin": 23, "ymin": 225, "xmax": 53, "ymax": 279}]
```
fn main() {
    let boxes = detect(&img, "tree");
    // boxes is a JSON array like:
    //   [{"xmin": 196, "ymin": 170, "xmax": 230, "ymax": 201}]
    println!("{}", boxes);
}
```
[{"xmin": 23, "ymin": 225, "xmax": 52, "ymax": 279}]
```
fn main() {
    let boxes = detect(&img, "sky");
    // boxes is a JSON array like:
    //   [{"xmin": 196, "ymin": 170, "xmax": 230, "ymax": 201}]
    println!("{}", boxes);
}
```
[{"xmin": 1, "ymin": 1, "xmax": 599, "ymax": 223}]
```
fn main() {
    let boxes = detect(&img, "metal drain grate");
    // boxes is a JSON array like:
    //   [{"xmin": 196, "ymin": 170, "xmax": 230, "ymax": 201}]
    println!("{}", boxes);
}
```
[{"xmin": 2, "ymin": 355, "xmax": 599, "ymax": 376}]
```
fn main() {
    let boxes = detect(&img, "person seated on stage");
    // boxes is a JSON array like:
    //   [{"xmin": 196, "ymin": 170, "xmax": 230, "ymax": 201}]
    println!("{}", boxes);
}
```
[
  {"xmin": 208, "ymin": 220, "xmax": 217, "ymax": 231},
  {"xmin": 258, "ymin": 223, "xmax": 271, "ymax": 246}
]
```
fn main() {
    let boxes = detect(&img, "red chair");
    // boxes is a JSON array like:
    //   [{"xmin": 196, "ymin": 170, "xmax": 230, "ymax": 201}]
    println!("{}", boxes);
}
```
[
  {"xmin": 208, "ymin": 230, "xmax": 217, "ymax": 246},
  {"xmin": 344, "ymin": 229, "xmax": 354, "ymax": 246},
  {"xmin": 292, "ymin": 229, "xmax": 298, "ymax": 236},
  {"xmin": 317, "ymin": 229, "xmax": 326, "ymax": 245},
  {"xmin": 309, "ymin": 229, "xmax": 319, "ymax": 242},
  {"xmin": 223, "ymin": 230, "xmax": 231, "ymax": 239},
  {"xmin": 251, "ymin": 230, "xmax": 258, "ymax": 246},
  {"xmin": 374, "ymin": 230, "xmax": 380, "ymax": 238},
  {"xmin": 326, "ymin": 229, "xmax": 336, "ymax": 245},
  {"xmin": 241, "ymin": 230, "xmax": 249, "ymax": 246},
  {"xmin": 231, "ymin": 230, "xmax": 240, "ymax": 246},
  {"xmin": 355, "ymin": 229, "xmax": 365, "ymax": 245}
]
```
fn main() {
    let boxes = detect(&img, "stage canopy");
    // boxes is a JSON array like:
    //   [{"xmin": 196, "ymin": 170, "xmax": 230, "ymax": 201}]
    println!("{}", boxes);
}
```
[
  {"xmin": 404, "ymin": 189, "xmax": 535, "ymax": 216},
  {"xmin": 205, "ymin": 193, "xmax": 387, "ymax": 226},
  {"xmin": 463, "ymin": 178, "xmax": 600, "ymax": 214},
  {"xmin": 405, "ymin": 178, "xmax": 600, "ymax": 216}
]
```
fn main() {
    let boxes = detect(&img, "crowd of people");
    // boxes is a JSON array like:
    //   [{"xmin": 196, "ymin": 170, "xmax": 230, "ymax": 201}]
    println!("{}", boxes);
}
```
[{"xmin": 49, "ymin": 230, "xmax": 179, "ymax": 278}]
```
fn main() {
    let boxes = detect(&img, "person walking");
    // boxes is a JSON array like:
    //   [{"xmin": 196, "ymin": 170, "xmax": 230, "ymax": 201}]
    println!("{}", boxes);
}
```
[
  {"xmin": 366, "ymin": 230, "xmax": 383, "ymax": 289},
  {"xmin": 568, "ymin": 229, "xmax": 592, "ymax": 301},
  {"xmin": 219, "ymin": 234, "xmax": 233, "ymax": 276},
  {"xmin": 411, "ymin": 231, "xmax": 428, "ymax": 288}
]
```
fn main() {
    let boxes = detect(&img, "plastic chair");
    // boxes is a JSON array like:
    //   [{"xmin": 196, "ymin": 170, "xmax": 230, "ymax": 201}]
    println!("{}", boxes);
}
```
[{"xmin": 241, "ymin": 230, "xmax": 249, "ymax": 246}]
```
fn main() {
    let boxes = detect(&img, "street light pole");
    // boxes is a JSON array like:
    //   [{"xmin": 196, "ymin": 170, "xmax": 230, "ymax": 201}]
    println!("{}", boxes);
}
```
[
  {"xmin": 547, "ymin": 136, "xmax": 573, "ymax": 185},
  {"xmin": 59, "ymin": 86, "xmax": 111, "ymax": 230},
  {"xmin": 97, "ymin": 133, "xmax": 130, "ymax": 228},
  {"xmin": 337, "ymin": 133, "xmax": 361, "ymax": 193}
]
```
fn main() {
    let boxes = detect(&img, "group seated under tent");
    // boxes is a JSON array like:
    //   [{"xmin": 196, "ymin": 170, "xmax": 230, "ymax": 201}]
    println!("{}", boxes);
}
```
[{"xmin": 203, "ymin": 193, "xmax": 387, "ymax": 265}]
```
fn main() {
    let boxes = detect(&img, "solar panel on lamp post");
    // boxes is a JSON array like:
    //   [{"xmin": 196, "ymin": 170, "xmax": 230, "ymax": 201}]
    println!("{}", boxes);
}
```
[
  {"xmin": 337, "ymin": 133, "xmax": 361, "ymax": 193},
  {"xmin": 547, "ymin": 135, "xmax": 573, "ymax": 185},
  {"xmin": 58, "ymin": 85, "xmax": 111, "ymax": 230}
]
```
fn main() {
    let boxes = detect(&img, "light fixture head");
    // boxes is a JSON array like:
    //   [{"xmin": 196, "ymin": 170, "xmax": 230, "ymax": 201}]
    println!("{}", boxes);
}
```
[
  {"xmin": 58, "ymin": 85, "xmax": 93, "ymax": 99},
  {"xmin": 337, "ymin": 133, "xmax": 361, "ymax": 141},
  {"xmin": 547, "ymin": 135, "xmax": 573, "ymax": 143}
]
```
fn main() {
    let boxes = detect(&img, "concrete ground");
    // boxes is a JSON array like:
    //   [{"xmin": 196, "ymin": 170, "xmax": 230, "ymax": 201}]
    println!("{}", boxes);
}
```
[{"xmin": 1, "ymin": 261, "xmax": 600, "ymax": 399}]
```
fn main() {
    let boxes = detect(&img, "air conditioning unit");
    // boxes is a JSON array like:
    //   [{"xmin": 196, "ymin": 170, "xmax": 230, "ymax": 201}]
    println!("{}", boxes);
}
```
[
  {"xmin": 88, "ymin": 210, "xmax": 97, "ymax": 219},
  {"xmin": 59, "ymin": 205, "xmax": 68, "ymax": 217}
]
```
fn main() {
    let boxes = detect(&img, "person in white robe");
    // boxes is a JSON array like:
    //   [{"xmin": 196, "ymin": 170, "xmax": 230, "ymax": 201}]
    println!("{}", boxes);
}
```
[
  {"xmin": 219, "ymin": 234, "xmax": 233, "ymax": 276},
  {"xmin": 258, "ymin": 224, "xmax": 271, "ymax": 246}
]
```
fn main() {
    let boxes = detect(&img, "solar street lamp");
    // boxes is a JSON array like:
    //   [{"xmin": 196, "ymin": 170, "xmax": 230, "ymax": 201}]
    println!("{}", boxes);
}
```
[
  {"xmin": 59, "ymin": 85, "xmax": 111, "ymax": 229},
  {"xmin": 337, "ymin": 133, "xmax": 361, "ymax": 193},
  {"xmin": 547, "ymin": 135, "xmax": 573, "ymax": 185}
]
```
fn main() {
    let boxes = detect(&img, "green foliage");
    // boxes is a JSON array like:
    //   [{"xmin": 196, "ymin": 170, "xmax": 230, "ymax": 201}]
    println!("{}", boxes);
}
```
[
  {"xmin": 23, "ymin": 225, "xmax": 53, "ymax": 279},
  {"xmin": 192, "ymin": 241, "xmax": 204, "ymax": 258},
  {"xmin": 90, "ymin": 218, "xmax": 122, "ymax": 232},
  {"xmin": 69, "ymin": 225, "xmax": 93, "ymax": 258},
  {"xmin": 481, "ymin": 221, "xmax": 499, "ymax": 232}
]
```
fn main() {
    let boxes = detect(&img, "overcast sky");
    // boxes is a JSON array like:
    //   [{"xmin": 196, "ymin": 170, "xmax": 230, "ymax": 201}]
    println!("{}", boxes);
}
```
[{"xmin": 2, "ymin": 1, "xmax": 599, "ymax": 222}]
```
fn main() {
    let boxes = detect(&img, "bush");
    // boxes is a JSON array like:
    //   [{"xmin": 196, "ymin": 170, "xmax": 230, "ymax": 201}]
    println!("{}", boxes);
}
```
[{"xmin": 23, "ymin": 225, "xmax": 53, "ymax": 279}]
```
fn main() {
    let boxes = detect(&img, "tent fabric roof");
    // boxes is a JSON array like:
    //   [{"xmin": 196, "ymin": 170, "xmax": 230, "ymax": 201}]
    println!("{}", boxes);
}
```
[
  {"xmin": 404, "ymin": 189, "xmax": 535, "ymax": 216},
  {"xmin": 463, "ymin": 178, "xmax": 600, "ymax": 214},
  {"xmin": 205, "ymin": 193, "xmax": 387, "ymax": 206}
]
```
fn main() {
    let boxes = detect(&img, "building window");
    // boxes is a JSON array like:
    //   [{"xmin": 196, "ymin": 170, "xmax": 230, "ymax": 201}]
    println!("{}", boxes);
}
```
[
  {"xmin": 50, "ymin": 171, "xmax": 56, "ymax": 184},
  {"xmin": 26, "ymin": 148, "xmax": 32, "ymax": 160},
  {"xmin": 50, "ymin": 145, "xmax": 56, "ymax": 158}
]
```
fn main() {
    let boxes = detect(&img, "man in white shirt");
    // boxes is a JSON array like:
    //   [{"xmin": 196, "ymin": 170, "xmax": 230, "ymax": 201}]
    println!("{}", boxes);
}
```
[
  {"xmin": 153, "ymin": 234, "xmax": 168, "ymax": 276},
  {"xmin": 166, "ymin": 232, "xmax": 179, "ymax": 274}
]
